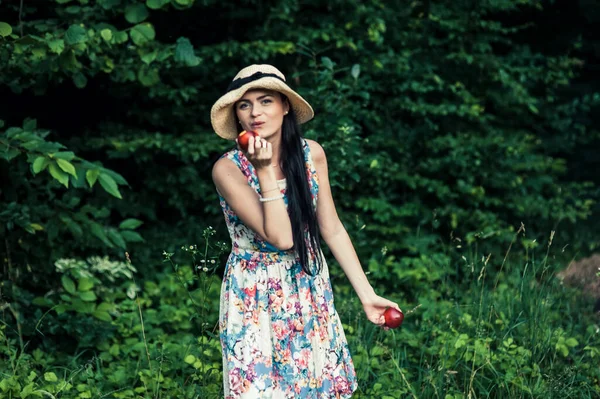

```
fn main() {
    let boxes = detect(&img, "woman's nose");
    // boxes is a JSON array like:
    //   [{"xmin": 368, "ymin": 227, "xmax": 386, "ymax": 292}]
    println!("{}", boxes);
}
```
[{"xmin": 251, "ymin": 104, "xmax": 262, "ymax": 117}]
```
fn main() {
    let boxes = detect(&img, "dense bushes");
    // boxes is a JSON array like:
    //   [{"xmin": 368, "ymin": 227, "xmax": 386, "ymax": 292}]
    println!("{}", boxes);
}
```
[{"xmin": 1, "ymin": 0, "xmax": 599, "ymax": 397}]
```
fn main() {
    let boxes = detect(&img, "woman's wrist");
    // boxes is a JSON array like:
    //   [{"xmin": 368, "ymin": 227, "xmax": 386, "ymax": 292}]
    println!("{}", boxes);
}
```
[
  {"xmin": 256, "ymin": 166, "xmax": 278, "ymax": 182},
  {"xmin": 356, "ymin": 285, "xmax": 376, "ymax": 304}
]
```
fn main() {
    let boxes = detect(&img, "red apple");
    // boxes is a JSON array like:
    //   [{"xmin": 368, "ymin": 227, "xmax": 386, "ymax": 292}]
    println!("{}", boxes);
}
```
[
  {"xmin": 384, "ymin": 307, "xmax": 404, "ymax": 329},
  {"xmin": 237, "ymin": 130, "xmax": 259, "ymax": 152}
]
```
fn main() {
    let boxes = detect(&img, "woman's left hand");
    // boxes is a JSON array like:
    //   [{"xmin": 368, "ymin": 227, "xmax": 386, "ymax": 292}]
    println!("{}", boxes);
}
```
[{"xmin": 361, "ymin": 294, "xmax": 402, "ymax": 329}]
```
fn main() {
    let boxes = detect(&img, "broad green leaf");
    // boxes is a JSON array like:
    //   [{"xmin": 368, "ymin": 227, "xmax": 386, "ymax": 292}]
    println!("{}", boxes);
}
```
[
  {"xmin": 184, "ymin": 355, "xmax": 196, "ymax": 364},
  {"xmin": 98, "ymin": 0, "xmax": 120, "ymax": 9},
  {"xmin": 44, "ymin": 372, "xmax": 58, "ymax": 382},
  {"xmin": 321, "ymin": 56, "xmax": 334, "ymax": 70},
  {"xmin": 102, "ymin": 169, "xmax": 128, "ymax": 185},
  {"xmin": 54, "ymin": 305, "xmax": 68, "ymax": 315},
  {"xmin": 119, "ymin": 218, "xmax": 143, "ymax": 230},
  {"xmin": 32, "ymin": 47, "xmax": 47, "ymax": 59},
  {"xmin": 48, "ymin": 39, "xmax": 65, "ymax": 54},
  {"xmin": 73, "ymin": 72, "xmax": 88, "ymax": 88},
  {"xmin": 64, "ymin": 217, "xmax": 83, "ymax": 237},
  {"xmin": 78, "ymin": 277, "xmax": 94, "ymax": 292},
  {"xmin": 64, "ymin": 25, "xmax": 87, "ymax": 45},
  {"xmin": 79, "ymin": 291, "xmax": 97, "ymax": 302},
  {"xmin": 0, "ymin": 22, "xmax": 12, "ymax": 37},
  {"xmin": 146, "ymin": 0, "xmax": 170, "ymax": 9},
  {"xmin": 138, "ymin": 66, "xmax": 160, "ymax": 86},
  {"xmin": 52, "ymin": 151, "xmax": 75, "ymax": 160},
  {"xmin": 351, "ymin": 64, "xmax": 360, "ymax": 79},
  {"xmin": 174, "ymin": 0, "xmax": 193, "ymax": 5},
  {"xmin": 32, "ymin": 297, "xmax": 51, "ymax": 306},
  {"xmin": 566, "ymin": 338, "xmax": 578, "ymax": 347},
  {"xmin": 107, "ymin": 229, "xmax": 127, "ymax": 249},
  {"xmin": 90, "ymin": 222, "xmax": 113, "ymax": 247},
  {"xmin": 1, "ymin": 148, "xmax": 21, "ymax": 161},
  {"xmin": 141, "ymin": 50, "xmax": 157, "ymax": 65},
  {"xmin": 174, "ymin": 37, "xmax": 200, "ymax": 67},
  {"xmin": 32, "ymin": 157, "xmax": 49, "ymax": 174},
  {"xmin": 125, "ymin": 3, "xmax": 150, "ymax": 24},
  {"xmin": 69, "ymin": 174, "xmax": 82, "ymax": 193},
  {"xmin": 71, "ymin": 167, "xmax": 86, "ymax": 188},
  {"xmin": 130, "ymin": 23, "xmax": 155, "ymax": 46},
  {"xmin": 57, "ymin": 158, "xmax": 77, "ymax": 177},
  {"xmin": 92, "ymin": 311, "xmax": 112, "ymax": 322},
  {"xmin": 114, "ymin": 31, "xmax": 129, "ymax": 44},
  {"xmin": 5, "ymin": 127, "xmax": 23, "ymax": 138},
  {"xmin": 22, "ymin": 383, "xmax": 35, "ymax": 395},
  {"xmin": 59, "ymin": 49, "xmax": 82, "ymax": 71},
  {"xmin": 100, "ymin": 28, "xmax": 113, "ymax": 42},
  {"xmin": 29, "ymin": 223, "xmax": 44, "ymax": 231},
  {"xmin": 86, "ymin": 169, "xmax": 100, "ymax": 187},
  {"xmin": 98, "ymin": 173, "xmax": 122, "ymax": 198},
  {"xmin": 61, "ymin": 275, "xmax": 76, "ymax": 294},
  {"xmin": 96, "ymin": 302, "xmax": 113, "ymax": 312},
  {"xmin": 48, "ymin": 162, "xmax": 69, "ymax": 188},
  {"xmin": 72, "ymin": 299, "xmax": 95, "ymax": 313},
  {"xmin": 528, "ymin": 103, "xmax": 539, "ymax": 114},
  {"xmin": 121, "ymin": 230, "xmax": 144, "ymax": 242},
  {"xmin": 21, "ymin": 141, "xmax": 44, "ymax": 151}
]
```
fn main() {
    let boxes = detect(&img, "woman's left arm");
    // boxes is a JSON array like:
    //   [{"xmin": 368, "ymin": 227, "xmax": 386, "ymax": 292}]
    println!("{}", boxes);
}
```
[{"xmin": 308, "ymin": 140, "xmax": 401, "ymax": 326}]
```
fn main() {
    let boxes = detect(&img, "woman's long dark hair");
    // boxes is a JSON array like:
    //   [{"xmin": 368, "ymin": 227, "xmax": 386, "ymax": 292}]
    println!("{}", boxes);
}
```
[{"xmin": 279, "ymin": 101, "xmax": 323, "ymax": 276}]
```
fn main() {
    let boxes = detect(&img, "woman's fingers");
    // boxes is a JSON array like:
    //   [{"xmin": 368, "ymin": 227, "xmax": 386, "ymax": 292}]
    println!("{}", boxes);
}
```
[
  {"xmin": 247, "ymin": 136, "xmax": 256, "ymax": 155},
  {"xmin": 244, "ymin": 137, "xmax": 273, "ymax": 168}
]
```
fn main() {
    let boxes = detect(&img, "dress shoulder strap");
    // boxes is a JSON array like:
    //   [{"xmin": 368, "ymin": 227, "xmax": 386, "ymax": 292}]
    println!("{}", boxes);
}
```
[
  {"xmin": 219, "ymin": 149, "xmax": 260, "ymax": 192},
  {"xmin": 301, "ymin": 138, "xmax": 320, "ymax": 201}
]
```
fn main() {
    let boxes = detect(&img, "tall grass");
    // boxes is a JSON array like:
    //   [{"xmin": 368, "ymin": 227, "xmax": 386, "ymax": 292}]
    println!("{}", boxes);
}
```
[
  {"xmin": 343, "ymin": 229, "xmax": 600, "ymax": 398},
  {"xmin": 1, "ymin": 227, "xmax": 598, "ymax": 398}
]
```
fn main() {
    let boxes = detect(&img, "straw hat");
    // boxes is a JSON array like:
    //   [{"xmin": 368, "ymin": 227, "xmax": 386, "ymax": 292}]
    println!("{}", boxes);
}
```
[{"xmin": 210, "ymin": 64, "xmax": 314, "ymax": 140}]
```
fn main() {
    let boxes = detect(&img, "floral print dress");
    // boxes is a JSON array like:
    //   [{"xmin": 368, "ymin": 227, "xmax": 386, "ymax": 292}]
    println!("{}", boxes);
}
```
[{"xmin": 216, "ymin": 139, "xmax": 358, "ymax": 399}]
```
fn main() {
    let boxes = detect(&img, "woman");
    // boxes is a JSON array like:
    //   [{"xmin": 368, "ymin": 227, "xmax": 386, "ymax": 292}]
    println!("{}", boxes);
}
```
[{"xmin": 211, "ymin": 64, "xmax": 401, "ymax": 398}]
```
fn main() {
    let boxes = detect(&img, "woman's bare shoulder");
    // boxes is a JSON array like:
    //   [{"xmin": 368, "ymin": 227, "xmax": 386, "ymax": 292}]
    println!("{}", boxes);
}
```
[
  {"xmin": 212, "ymin": 153, "xmax": 243, "ymax": 183},
  {"xmin": 305, "ymin": 138, "xmax": 326, "ymax": 163}
]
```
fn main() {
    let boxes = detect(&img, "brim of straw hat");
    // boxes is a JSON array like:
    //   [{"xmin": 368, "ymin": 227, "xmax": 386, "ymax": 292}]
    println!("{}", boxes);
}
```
[{"xmin": 210, "ymin": 75, "xmax": 314, "ymax": 140}]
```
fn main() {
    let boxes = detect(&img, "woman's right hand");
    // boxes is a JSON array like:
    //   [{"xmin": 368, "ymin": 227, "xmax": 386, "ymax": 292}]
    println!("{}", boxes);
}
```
[{"xmin": 237, "ymin": 135, "xmax": 272, "ymax": 170}]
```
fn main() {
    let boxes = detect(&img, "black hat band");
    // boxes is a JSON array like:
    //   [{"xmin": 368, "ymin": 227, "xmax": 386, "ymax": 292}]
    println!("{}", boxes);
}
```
[{"xmin": 226, "ymin": 72, "xmax": 286, "ymax": 93}]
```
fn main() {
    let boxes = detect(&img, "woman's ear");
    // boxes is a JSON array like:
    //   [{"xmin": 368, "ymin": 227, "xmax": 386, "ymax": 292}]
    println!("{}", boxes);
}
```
[{"xmin": 279, "ymin": 93, "xmax": 290, "ymax": 114}]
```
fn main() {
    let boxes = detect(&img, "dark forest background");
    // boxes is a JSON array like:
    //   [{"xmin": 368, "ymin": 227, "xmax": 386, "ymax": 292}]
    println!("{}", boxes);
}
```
[{"xmin": 1, "ymin": 0, "xmax": 599, "ymax": 397}]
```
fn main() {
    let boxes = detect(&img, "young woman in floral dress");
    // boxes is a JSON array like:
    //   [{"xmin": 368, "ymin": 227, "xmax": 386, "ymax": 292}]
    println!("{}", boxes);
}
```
[{"xmin": 210, "ymin": 64, "xmax": 401, "ymax": 398}]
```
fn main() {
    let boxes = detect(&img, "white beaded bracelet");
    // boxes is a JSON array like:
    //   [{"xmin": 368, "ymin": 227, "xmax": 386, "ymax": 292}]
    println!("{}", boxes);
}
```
[{"xmin": 259, "ymin": 194, "xmax": 285, "ymax": 203}]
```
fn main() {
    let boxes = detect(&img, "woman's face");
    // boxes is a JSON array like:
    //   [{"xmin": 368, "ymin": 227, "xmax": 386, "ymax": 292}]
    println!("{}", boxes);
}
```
[{"xmin": 235, "ymin": 89, "xmax": 289, "ymax": 140}]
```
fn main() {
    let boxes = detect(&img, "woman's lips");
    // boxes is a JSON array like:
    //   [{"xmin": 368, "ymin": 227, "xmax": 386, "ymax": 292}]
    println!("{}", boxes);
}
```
[{"xmin": 251, "ymin": 122, "xmax": 264, "ymax": 128}]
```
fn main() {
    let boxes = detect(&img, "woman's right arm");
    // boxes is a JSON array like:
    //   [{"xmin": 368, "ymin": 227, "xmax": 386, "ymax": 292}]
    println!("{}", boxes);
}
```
[{"xmin": 212, "ymin": 157, "xmax": 293, "ymax": 250}]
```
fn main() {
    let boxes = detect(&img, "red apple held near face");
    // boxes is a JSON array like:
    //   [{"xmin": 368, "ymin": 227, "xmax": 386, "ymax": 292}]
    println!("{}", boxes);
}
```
[
  {"xmin": 384, "ymin": 307, "xmax": 404, "ymax": 329},
  {"xmin": 237, "ymin": 130, "xmax": 259, "ymax": 152}
]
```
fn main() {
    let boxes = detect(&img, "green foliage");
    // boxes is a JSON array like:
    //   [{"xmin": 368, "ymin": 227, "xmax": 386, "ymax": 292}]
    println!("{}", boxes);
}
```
[
  {"xmin": 342, "ymin": 239, "xmax": 600, "ymax": 398},
  {"xmin": 3, "ymin": 232, "xmax": 598, "ymax": 398},
  {"xmin": 1, "ymin": 0, "xmax": 599, "ymax": 397},
  {"xmin": 0, "ymin": 119, "xmax": 140, "ymax": 292},
  {"xmin": 1, "ymin": 228, "xmax": 227, "ymax": 398}
]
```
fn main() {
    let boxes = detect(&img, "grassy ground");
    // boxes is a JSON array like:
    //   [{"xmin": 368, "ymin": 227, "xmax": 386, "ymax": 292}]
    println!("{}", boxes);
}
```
[{"xmin": 1, "ymin": 233, "xmax": 599, "ymax": 398}]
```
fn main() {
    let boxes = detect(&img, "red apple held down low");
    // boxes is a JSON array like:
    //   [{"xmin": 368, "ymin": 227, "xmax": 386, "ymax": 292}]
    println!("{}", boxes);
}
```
[
  {"xmin": 384, "ymin": 307, "xmax": 404, "ymax": 329},
  {"xmin": 237, "ymin": 130, "xmax": 259, "ymax": 152}
]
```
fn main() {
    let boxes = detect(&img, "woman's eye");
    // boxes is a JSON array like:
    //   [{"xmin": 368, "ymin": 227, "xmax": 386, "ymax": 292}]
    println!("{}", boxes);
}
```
[
  {"xmin": 238, "ymin": 103, "xmax": 248, "ymax": 110},
  {"xmin": 261, "ymin": 99, "xmax": 272, "ymax": 105}
]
